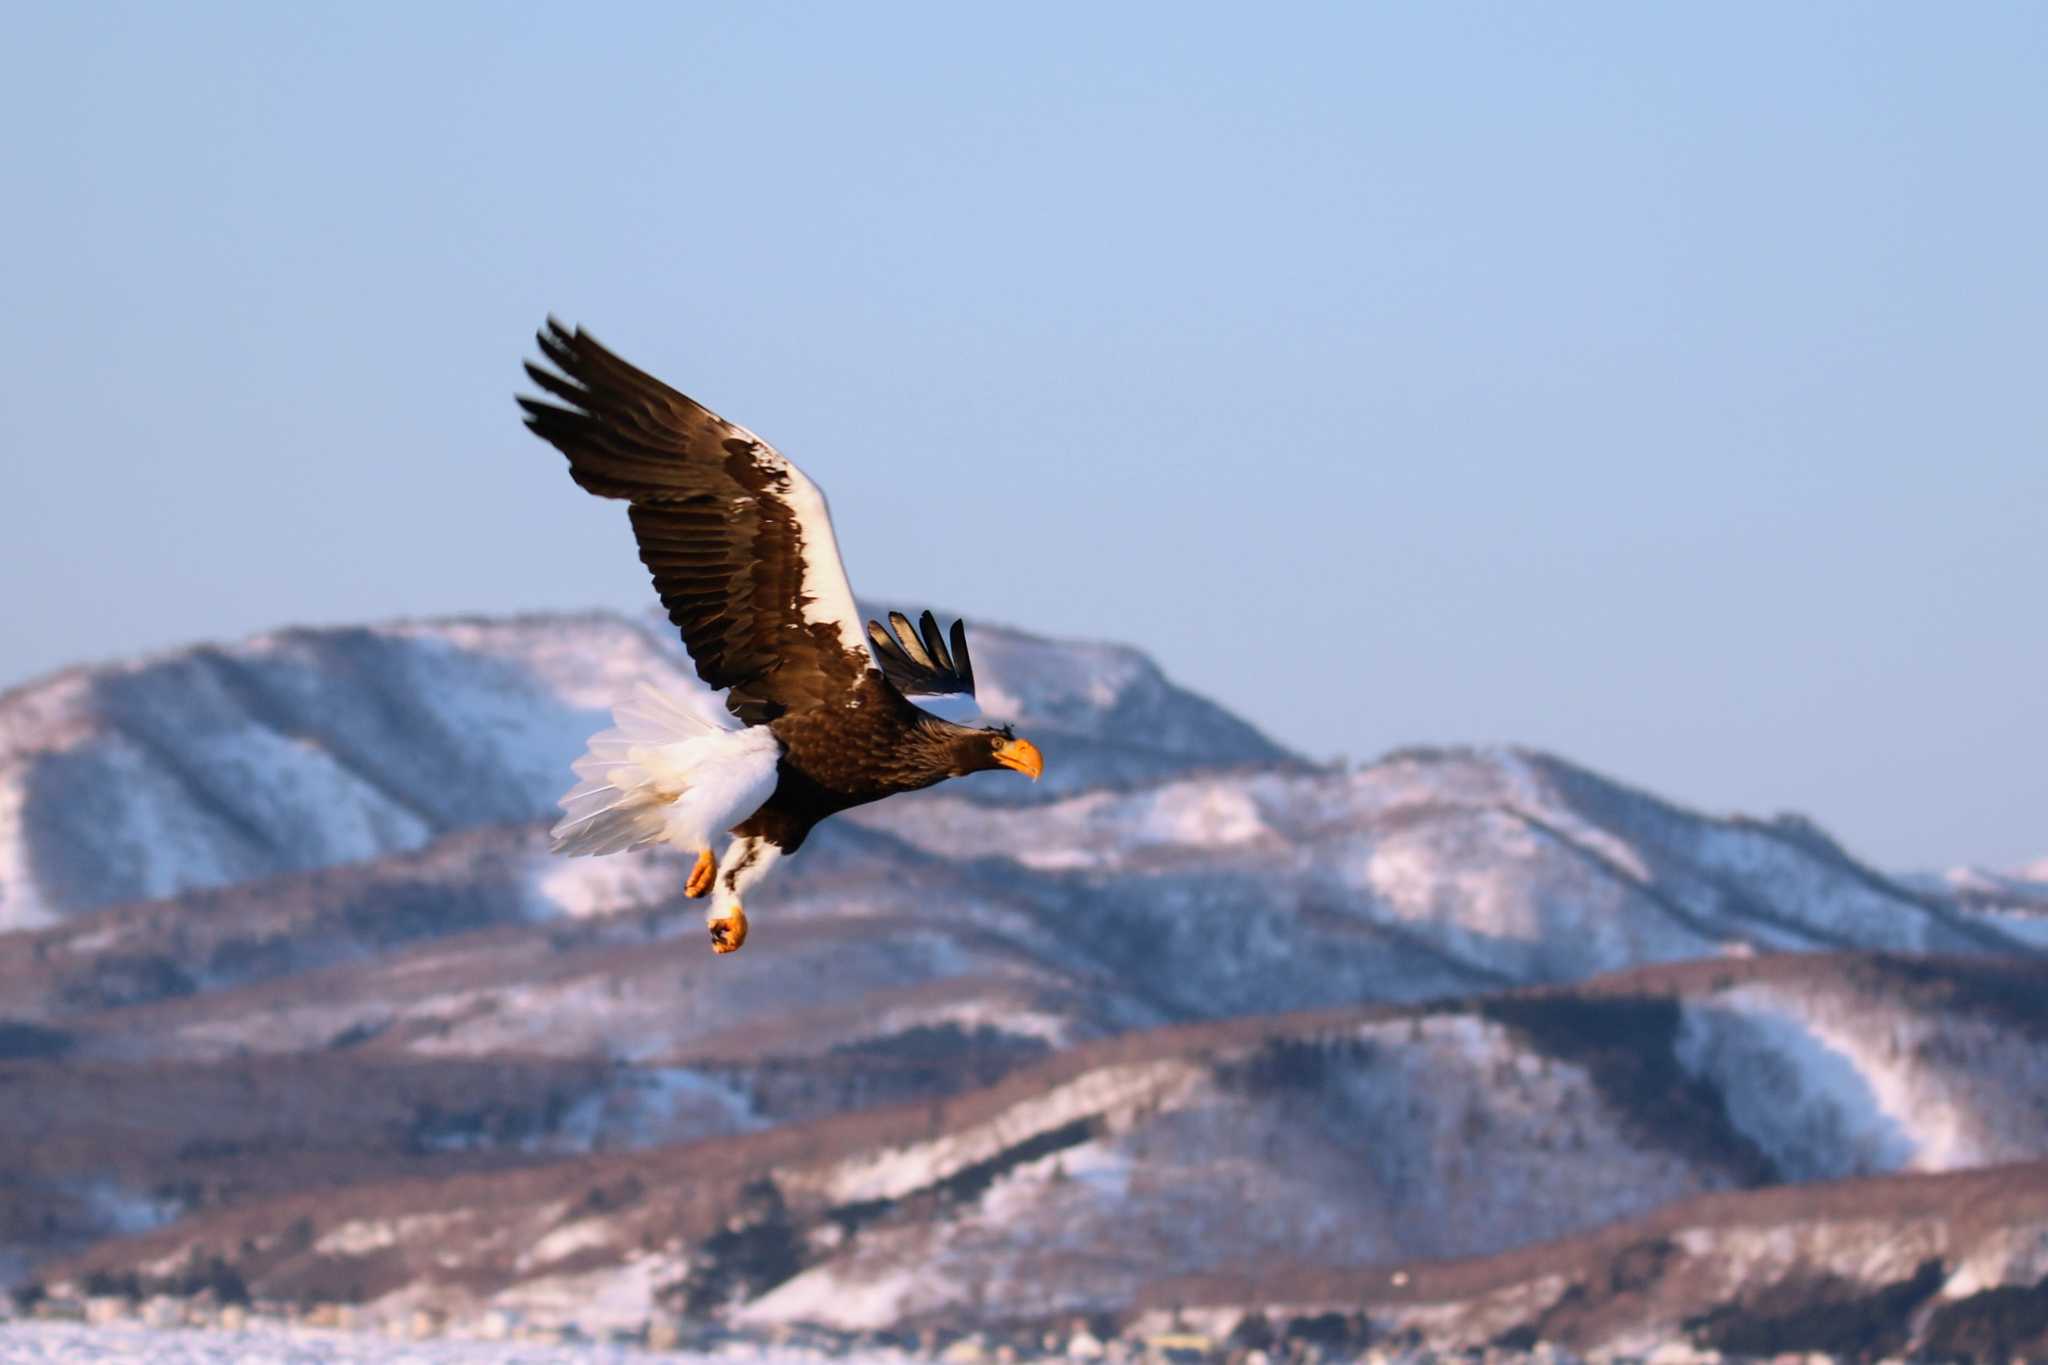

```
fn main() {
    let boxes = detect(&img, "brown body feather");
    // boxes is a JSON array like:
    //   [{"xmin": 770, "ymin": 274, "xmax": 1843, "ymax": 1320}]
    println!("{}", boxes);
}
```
[{"xmin": 741, "ymin": 673, "xmax": 995, "ymax": 854}]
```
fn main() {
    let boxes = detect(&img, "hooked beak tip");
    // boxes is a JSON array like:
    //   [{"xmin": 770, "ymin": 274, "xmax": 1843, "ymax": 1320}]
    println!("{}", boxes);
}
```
[{"xmin": 996, "ymin": 737, "xmax": 1044, "ymax": 782}]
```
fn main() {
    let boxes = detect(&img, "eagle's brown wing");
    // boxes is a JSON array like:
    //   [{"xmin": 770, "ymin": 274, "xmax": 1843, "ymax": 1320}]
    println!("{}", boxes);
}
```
[{"xmin": 519, "ymin": 319, "xmax": 876, "ymax": 725}]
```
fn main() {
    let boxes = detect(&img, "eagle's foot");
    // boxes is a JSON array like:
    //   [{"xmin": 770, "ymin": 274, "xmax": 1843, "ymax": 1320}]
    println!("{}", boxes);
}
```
[
  {"xmin": 685, "ymin": 847, "xmax": 717, "ymax": 899},
  {"xmin": 707, "ymin": 904, "xmax": 748, "ymax": 955}
]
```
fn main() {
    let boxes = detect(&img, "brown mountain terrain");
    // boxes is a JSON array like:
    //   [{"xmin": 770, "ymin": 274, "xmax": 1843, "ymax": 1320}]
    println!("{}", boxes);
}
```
[
  {"xmin": 27, "ymin": 952, "xmax": 2048, "ymax": 1352},
  {"xmin": 1144, "ymin": 1160, "xmax": 2048, "ymax": 1362},
  {"xmin": 5, "ymin": 611, "xmax": 2047, "ymax": 1353}
]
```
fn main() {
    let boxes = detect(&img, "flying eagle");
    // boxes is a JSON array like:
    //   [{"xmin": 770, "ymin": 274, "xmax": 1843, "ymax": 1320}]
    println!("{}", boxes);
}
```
[{"xmin": 518, "ymin": 320, "xmax": 1044, "ymax": 953}]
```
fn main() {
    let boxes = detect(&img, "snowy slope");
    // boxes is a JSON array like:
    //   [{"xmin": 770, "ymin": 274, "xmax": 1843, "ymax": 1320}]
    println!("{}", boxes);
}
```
[
  {"xmin": 1676, "ymin": 967, "xmax": 2048, "ymax": 1181},
  {"xmin": 9, "ymin": 741, "xmax": 2033, "ymax": 1082},
  {"xmin": 1912, "ymin": 863, "xmax": 2048, "ymax": 948}
]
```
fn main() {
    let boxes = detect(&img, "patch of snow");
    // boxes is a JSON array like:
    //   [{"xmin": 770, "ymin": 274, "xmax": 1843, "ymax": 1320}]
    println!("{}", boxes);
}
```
[
  {"xmin": 487, "ymin": 1249, "xmax": 683, "ymax": 1332},
  {"xmin": 870, "ymin": 998, "xmax": 1075, "ymax": 1049},
  {"xmin": 528, "ymin": 847, "xmax": 684, "ymax": 920},
  {"xmin": 1941, "ymin": 1225, "xmax": 2048, "ymax": 1300},
  {"xmin": 815, "ymin": 1060, "xmax": 1205, "ymax": 1207},
  {"xmin": 1495, "ymin": 749, "xmax": 1656, "ymax": 883},
  {"xmin": 1131, "ymin": 783, "xmax": 1270, "ymax": 847},
  {"xmin": 516, "ymin": 1219, "xmax": 619, "ymax": 1272},
  {"xmin": 976, "ymin": 1139, "xmax": 1134, "ymax": 1222},
  {"xmin": 734, "ymin": 1261, "xmax": 934, "ymax": 1332},
  {"xmin": 0, "ymin": 769, "xmax": 55, "ymax": 931},
  {"xmin": 1012, "ymin": 847, "xmax": 1095, "ymax": 871},
  {"xmin": 1675, "ymin": 981, "xmax": 2048, "ymax": 1180},
  {"xmin": 316, "ymin": 1212, "xmax": 471, "ymax": 1257},
  {"xmin": 1677, "ymin": 989, "xmax": 1919, "ymax": 1179}
]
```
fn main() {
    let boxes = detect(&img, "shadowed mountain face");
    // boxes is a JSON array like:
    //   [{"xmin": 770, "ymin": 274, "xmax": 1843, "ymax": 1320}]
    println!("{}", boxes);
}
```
[{"xmin": 3, "ymin": 611, "xmax": 2046, "ymax": 1351}]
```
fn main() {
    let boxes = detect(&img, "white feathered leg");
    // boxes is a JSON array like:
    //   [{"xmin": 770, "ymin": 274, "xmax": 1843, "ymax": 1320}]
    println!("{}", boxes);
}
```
[{"xmin": 705, "ymin": 835, "xmax": 785, "ymax": 954}]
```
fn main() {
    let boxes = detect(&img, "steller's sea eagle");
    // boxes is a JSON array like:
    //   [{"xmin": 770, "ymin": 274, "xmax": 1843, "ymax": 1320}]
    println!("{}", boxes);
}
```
[{"xmin": 518, "ymin": 320, "xmax": 1044, "ymax": 953}]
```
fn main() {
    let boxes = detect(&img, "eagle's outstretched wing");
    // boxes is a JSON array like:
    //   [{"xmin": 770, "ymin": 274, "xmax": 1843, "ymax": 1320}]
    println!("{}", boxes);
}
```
[
  {"xmin": 519, "ymin": 319, "xmax": 876, "ymax": 725},
  {"xmin": 867, "ymin": 610, "xmax": 975, "ymax": 699},
  {"xmin": 868, "ymin": 609, "xmax": 982, "ymax": 724}
]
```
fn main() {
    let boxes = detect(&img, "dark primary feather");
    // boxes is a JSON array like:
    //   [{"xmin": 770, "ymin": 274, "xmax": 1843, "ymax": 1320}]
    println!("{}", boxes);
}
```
[
  {"xmin": 518, "ymin": 319, "xmax": 870, "ymax": 725},
  {"xmin": 867, "ymin": 610, "xmax": 977, "ymax": 698}
]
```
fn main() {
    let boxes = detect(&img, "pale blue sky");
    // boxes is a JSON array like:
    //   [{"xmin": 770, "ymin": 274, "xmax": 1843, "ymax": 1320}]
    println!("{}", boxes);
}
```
[{"xmin": 2, "ymin": 3, "xmax": 2043, "ymax": 871}]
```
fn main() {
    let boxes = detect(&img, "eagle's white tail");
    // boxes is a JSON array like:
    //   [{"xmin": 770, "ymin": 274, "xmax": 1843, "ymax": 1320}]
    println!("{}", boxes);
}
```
[{"xmin": 551, "ymin": 684, "xmax": 781, "ymax": 857}]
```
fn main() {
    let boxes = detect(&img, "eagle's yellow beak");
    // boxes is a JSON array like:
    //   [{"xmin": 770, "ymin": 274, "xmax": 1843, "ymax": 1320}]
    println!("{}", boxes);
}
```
[{"xmin": 994, "ymin": 737, "xmax": 1044, "ymax": 781}]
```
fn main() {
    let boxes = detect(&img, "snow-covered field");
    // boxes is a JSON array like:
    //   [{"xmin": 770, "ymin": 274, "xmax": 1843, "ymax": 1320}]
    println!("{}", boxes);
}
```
[{"xmin": 0, "ymin": 1321, "xmax": 908, "ymax": 1365}]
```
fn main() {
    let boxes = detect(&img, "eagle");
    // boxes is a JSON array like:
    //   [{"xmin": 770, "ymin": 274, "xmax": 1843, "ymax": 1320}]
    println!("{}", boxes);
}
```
[{"xmin": 518, "ymin": 320, "xmax": 1044, "ymax": 954}]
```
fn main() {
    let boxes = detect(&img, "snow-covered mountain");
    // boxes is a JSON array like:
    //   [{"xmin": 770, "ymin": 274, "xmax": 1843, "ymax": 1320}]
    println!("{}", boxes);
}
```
[
  {"xmin": 0, "ymin": 610, "xmax": 1290, "ymax": 929},
  {"xmin": 4, "ymin": 608, "xmax": 2046, "ymax": 1349}
]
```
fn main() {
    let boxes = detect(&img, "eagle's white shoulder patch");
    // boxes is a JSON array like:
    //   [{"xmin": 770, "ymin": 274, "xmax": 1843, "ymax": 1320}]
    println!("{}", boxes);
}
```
[{"xmin": 737, "ymin": 432, "xmax": 878, "ymax": 671}]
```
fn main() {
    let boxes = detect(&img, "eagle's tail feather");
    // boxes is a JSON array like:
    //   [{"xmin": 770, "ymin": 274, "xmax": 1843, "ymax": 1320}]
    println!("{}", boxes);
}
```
[
  {"xmin": 612, "ymin": 681, "xmax": 735, "ymax": 741},
  {"xmin": 550, "ymin": 778, "xmax": 672, "ymax": 857},
  {"xmin": 550, "ymin": 685, "xmax": 780, "ymax": 859}
]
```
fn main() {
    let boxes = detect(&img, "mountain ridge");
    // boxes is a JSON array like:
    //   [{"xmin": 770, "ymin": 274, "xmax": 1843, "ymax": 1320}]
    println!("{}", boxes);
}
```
[{"xmin": 35, "ymin": 951, "xmax": 2048, "ymax": 1337}]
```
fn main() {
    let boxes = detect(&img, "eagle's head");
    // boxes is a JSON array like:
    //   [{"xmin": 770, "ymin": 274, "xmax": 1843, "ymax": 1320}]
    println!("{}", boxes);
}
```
[{"xmin": 959, "ymin": 723, "xmax": 1044, "ymax": 782}]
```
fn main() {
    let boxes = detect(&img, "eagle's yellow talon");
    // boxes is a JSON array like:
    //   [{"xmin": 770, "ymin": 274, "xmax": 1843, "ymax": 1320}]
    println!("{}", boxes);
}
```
[
  {"xmin": 685, "ymin": 847, "xmax": 716, "ymax": 899},
  {"xmin": 707, "ymin": 904, "xmax": 747, "ymax": 954}
]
